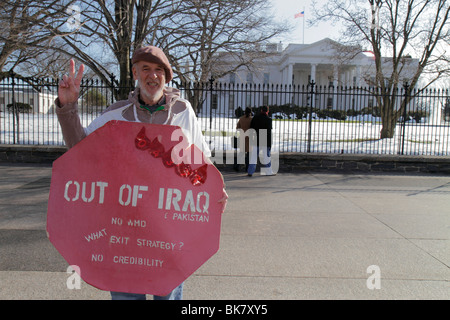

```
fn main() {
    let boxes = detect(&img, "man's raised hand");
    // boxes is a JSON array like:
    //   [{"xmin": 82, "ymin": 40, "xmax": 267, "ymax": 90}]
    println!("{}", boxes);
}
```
[{"xmin": 58, "ymin": 59, "xmax": 85, "ymax": 106}]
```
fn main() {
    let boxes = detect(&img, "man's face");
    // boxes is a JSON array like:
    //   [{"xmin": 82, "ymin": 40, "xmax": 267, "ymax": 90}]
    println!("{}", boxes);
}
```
[{"xmin": 132, "ymin": 61, "xmax": 166, "ymax": 105}]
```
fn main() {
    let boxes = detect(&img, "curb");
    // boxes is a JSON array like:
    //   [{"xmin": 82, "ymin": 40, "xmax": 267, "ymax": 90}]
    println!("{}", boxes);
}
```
[{"xmin": 1, "ymin": 144, "xmax": 449, "ymax": 174}]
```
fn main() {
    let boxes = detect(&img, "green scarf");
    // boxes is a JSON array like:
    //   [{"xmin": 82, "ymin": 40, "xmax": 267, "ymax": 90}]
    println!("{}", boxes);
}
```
[{"xmin": 138, "ymin": 96, "xmax": 166, "ymax": 114}]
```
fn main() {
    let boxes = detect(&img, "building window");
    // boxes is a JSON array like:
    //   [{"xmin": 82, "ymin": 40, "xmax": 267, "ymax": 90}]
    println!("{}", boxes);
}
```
[
  {"xmin": 212, "ymin": 94, "xmax": 218, "ymax": 109},
  {"xmin": 228, "ymin": 94, "xmax": 235, "ymax": 110},
  {"xmin": 246, "ymin": 93, "xmax": 252, "ymax": 107},
  {"xmin": 263, "ymin": 73, "xmax": 270, "ymax": 85},
  {"xmin": 263, "ymin": 94, "xmax": 269, "ymax": 106},
  {"xmin": 246, "ymin": 73, "xmax": 253, "ymax": 84},
  {"xmin": 230, "ymin": 73, "xmax": 236, "ymax": 84},
  {"xmin": 327, "ymin": 97, "xmax": 333, "ymax": 108},
  {"xmin": 444, "ymin": 98, "xmax": 450, "ymax": 122}
]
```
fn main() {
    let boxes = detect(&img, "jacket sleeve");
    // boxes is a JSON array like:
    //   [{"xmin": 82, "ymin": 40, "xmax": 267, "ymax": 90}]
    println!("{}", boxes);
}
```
[
  {"xmin": 55, "ymin": 98, "xmax": 87, "ymax": 149},
  {"xmin": 170, "ymin": 100, "xmax": 211, "ymax": 158}
]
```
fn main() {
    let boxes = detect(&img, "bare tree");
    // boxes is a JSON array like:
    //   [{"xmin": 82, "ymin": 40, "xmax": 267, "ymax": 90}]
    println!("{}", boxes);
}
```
[
  {"xmin": 311, "ymin": 0, "xmax": 450, "ymax": 138},
  {"xmin": 2, "ymin": 0, "xmax": 289, "ymax": 108},
  {"xmin": 152, "ymin": 0, "xmax": 290, "ymax": 111},
  {"xmin": 0, "ymin": 0, "xmax": 77, "ymax": 79},
  {"xmin": 46, "ymin": 0, "xmax": 179, "ymax": 100},
  {"xmin": 157, "ymin": 0, "xmax": 288, "ymax": 81}
]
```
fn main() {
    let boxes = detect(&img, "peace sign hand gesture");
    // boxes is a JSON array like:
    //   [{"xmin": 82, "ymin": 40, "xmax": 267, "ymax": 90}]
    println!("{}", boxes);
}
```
[{"xmin": 58, "ymin": 59, "xmax": 85, "ymax": 106}]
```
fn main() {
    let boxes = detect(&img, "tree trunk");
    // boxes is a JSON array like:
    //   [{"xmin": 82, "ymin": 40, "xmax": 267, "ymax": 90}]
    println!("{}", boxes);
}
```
[
  {"xmin": 114, "ymin": 0, "xmax": 134, "ymax": 100},
  {"xmin": 185, "ymin": 83, "xmax": 204, "ymax": 114},
  {"xmin": 379, "ymin": 95, "xmax": 398, "ymax": 139},
  {"xmin": 380, "ymin": 116, "xmax": 397, "ymax": 139},
  {"xmin": 117, "ymin": 50, "xmax": 132, "ymax": 101}
]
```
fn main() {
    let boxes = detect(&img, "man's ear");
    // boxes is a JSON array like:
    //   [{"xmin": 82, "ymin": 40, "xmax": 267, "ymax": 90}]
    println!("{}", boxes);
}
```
[{"xmin": 132, "ymin": 65, "xmax": 137, "ymax": 81}]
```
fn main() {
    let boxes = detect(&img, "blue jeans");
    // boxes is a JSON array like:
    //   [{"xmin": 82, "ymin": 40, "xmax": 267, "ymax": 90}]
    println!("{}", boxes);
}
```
[
  {"xmin": 247, "ymin": 146, "xmax": 272, "ymax": 175},
  {"xmin": 110, "ymin": 282, "xmax": 184, "ymax": 300}
]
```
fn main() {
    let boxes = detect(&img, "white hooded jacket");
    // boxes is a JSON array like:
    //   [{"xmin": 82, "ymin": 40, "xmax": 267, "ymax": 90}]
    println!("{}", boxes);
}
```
[{"xmin": 56, "ymin": 86, "xmax": 211, "ymax": 158}]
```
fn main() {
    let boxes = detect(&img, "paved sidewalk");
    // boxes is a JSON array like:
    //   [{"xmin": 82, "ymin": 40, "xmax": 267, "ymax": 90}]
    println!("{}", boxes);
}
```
[{"xmin": 0, "ymin": 163, "xmax": 449, "ymax": 300}]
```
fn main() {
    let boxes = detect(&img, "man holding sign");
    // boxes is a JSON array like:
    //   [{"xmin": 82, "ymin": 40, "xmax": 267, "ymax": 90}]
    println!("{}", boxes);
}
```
[{"xmin": 55, "ymin": 46, "xmax": 228, "ymax": 300}]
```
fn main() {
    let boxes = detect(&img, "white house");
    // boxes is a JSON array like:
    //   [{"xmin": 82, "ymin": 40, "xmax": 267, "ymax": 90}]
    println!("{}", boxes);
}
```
[
  {"xmin": 216, "ymin": 38, "xmax": 418, "ymax": 88},
  {"xmin": 203, "ymin": 38, "xmax": 419, "ymax": 116}
]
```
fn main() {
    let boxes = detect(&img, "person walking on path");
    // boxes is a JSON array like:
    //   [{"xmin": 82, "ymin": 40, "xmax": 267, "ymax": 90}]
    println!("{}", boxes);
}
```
[
  {"xmin": 247, "ymin": 106, "xmax": 274, "ymax": 176},
  {"xmin": 234, "ymin": 107, "xmax": 252, "ymax": 172}
]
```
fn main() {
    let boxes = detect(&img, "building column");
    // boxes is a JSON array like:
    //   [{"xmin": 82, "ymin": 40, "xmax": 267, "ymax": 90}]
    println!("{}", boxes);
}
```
[
  {"xmin": 356, "ymin": 65, "xmax": 362, "ymax": 87},
  {"xmin": 281, "ymin": 67, "xmax": 288, "ymax": 86},
  {"xmin": 310, "ymin": 64, "xmax": 316, "ymax": 83},
  {"xmin": 287, "ymin": 63, "xmax": 293, "ymax": 86},
  {"xmin": 333, "ymin": 65, "xmax": 339, "ymax": 87},
  {"xmin": 333, "ymin": 65, "xmax": 339, "ymax": 109},
  {"xmin": 345, "ymin": 69, "xmax": 351, "ymax": 87}
]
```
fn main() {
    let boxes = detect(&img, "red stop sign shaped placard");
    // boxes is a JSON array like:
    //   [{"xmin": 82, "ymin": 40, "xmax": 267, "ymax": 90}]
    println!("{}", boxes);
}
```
[{"xmin": 47, "ymin": 120, "xmax": 223, "ymax": 295}]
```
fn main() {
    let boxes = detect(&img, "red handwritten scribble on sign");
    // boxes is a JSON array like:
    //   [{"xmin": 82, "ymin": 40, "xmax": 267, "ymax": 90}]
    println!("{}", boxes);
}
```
[{"xmin": 47, "ymin": 121, "xmax": 224, "ymax": 295}]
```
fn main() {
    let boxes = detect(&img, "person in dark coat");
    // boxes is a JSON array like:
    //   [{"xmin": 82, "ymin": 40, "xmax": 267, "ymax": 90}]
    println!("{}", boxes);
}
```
[
  {"xmin": 247, "ymin": 106, "xmax": 274, "ymax": 176},
  {"xmin": 234, "ymin": 107, "xmax": 252, "ymax": 171}
]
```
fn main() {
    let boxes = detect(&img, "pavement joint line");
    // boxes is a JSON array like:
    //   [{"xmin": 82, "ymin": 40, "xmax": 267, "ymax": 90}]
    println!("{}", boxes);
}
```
[{"xmin": 192, "ymin": 274, "xmax": 449, "ymax": 282}]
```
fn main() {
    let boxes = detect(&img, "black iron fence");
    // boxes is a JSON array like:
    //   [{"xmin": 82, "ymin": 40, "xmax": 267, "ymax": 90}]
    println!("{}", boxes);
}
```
[{"xmin": 1, "ymin": 74, "xmax": 449, "ymax": 156}]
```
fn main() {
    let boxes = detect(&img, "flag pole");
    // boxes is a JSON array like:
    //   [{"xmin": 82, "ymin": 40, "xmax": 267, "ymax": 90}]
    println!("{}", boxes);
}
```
[
  {"xmin": 294, "ymin": 9, "xmax": 306, "ymax": 44},
  {"xmin": 302, "ymin": 7, "xmax": 305, "ymax": 44}
]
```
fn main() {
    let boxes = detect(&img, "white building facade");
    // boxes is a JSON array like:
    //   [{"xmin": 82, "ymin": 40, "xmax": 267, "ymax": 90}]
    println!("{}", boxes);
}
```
[
  {"xmin": 218, "ymin": 38, "xmax": 417, "ymax": 88},
  {"xmin": 204, "ymin": 38, "xmax": 419, "ymax": 116}
]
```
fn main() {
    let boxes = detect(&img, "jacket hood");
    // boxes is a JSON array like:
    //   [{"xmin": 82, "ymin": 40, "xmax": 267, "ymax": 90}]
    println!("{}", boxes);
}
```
[{"xmin": 128, "ymin": 86, "xmax": 181, "ymax": 110}]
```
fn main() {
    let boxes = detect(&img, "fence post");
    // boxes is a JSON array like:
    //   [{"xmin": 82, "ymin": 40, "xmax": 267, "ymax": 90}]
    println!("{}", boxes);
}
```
[
  {"xmin": 109, "ymin": 73, "xmax": 116, "ymax": 105},
  {"xmin": 10, "ymin": 72, "xmax": 19, "ymax": 144},
  {"xmin": 209, "ymin": 77, "xmax": 215, "ymax": 132},
  {"xmin": 307, "ymin": 80, "xmax": 316, "ymax": 153},
  {"xmin": 400, "ymin": 82, "xmax": 410, "ymax": 155}
]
